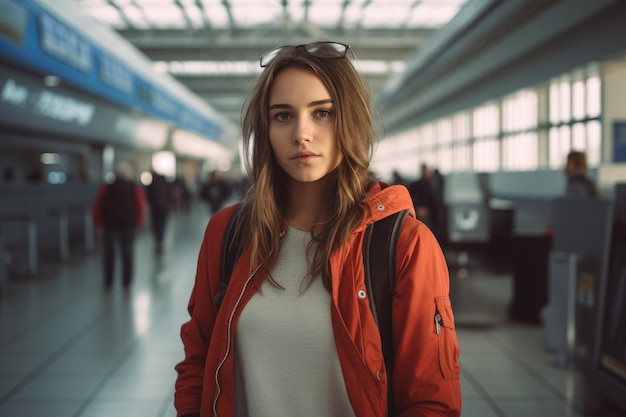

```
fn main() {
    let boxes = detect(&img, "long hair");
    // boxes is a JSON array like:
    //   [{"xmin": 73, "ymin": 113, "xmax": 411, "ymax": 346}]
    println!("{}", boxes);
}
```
[{"xmin": 238, "ymin": 42, "xmax": 380, "ymax": 290}]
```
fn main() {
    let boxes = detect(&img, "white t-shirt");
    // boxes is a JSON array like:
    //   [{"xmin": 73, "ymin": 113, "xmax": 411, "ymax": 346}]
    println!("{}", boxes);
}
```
[{"xmin": 233, "ymin": 227, "xmax": 356, "ymax": 417}]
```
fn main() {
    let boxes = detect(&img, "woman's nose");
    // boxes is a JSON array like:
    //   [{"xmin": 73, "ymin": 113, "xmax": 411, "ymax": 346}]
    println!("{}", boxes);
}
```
[{"xmin": 293, "ymin": 117, "xmax": 313, "ymax": 143}]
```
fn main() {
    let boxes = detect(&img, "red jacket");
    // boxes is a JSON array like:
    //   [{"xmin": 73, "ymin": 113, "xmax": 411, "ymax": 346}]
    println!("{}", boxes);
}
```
[
  {"xmin": 175, "ymin": 182, "xmax": 461, "ymax": 417},
  {"xmin": 92, "ymin": 180, "xmax": 145, "ymax": 229}
]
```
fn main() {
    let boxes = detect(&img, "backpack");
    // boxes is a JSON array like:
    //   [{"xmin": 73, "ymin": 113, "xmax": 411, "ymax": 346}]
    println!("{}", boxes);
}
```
[
  {"xmin": 101, "ymin": 180, "xmax": 138, "ymax": 230},
  {"xmin": 218, "ymin": 206, "xmax": 411, "ymax": 416}
]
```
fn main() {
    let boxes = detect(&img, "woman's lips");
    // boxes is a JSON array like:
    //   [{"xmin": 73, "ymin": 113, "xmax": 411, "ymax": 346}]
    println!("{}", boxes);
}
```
[{"xmin": 291, "ymin": 151, "xmax": 319, "ymax": 162}]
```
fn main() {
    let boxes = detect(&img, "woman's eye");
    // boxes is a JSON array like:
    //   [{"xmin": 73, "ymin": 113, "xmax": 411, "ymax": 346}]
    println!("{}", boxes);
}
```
[
  {"xmin": 273, "ymin": 113, "xmax": 292, "ymax": 122},
  {"xmin": 315, "ymin": 109, "xmax": 332, "ymax": 118}
]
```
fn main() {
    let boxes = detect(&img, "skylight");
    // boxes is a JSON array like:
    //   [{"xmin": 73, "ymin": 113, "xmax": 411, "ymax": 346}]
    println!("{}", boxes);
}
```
[
  {"xmin": 70, "ymin": 0, "xmax": 468, "ymax": 77},
  {"xmin": 71, "ymin": 0, "xmax": 468, "ymax": 31}
]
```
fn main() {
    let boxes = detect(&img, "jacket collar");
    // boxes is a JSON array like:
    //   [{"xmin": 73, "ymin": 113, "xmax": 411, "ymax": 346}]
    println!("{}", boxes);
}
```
[{"xmin": 361, "ymin": 181, "xmax": 415, "ymax": 228}]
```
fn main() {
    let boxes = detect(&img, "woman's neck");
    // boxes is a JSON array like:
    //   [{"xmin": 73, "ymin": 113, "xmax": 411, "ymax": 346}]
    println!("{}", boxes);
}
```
[{"xmin": 284, "ymin": 178, "xmax": 329, "ymax": 232}]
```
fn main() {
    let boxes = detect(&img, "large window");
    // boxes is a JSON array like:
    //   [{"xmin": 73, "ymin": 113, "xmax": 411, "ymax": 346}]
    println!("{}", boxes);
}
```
[
  {"xmin": 548, "ymin": 65, "xmax": 602, "ymax": 169},
  {"xmin": 472, "ymin": 103, "xmax": 499, "ymax": 172},
  {"xmin": 450, "ymin": 112, "xmax": 471, "ymax": 172},
  {"xmin": 502, "ymin": 90, "xmax": 538, "ymax": 171},
  {"xmin": 377, "ymin": 63, "xmax": 602, "ymax": 177},
  {"xmin": 473, "ymin": 138, "xmax": 499, "ymax": 172}
]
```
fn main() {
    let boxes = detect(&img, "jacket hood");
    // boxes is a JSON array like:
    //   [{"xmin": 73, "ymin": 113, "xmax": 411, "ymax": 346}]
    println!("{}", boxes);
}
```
[{"xmin": 362, "ymin": 181, "xmax": 415, "ymax": 227}]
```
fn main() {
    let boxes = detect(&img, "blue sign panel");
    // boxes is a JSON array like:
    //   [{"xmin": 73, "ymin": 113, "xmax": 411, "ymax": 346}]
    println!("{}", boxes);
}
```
[
  {"xmin": 39, "ymin": 13, "xmax": 92, "ymax": 73},
  {"xmin": 614, "ymin": 121, "xmax": 626, "ymax": 163}
]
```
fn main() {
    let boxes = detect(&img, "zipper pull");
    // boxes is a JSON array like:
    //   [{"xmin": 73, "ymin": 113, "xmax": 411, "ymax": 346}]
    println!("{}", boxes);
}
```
[{"xmin": 435, "ymin": 312, "xmax": 442, "ymax": 335}]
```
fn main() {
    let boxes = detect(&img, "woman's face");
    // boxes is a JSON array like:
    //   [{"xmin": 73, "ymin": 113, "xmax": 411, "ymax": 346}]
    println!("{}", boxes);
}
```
[{"xmin": 268, "ymin": 66, "xmax": 343, "ymax": 184}]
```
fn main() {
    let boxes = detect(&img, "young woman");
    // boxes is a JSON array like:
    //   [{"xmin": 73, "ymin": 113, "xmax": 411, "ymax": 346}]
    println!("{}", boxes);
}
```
[{"xmin": 174, "ymin": 41, "xmax": 461, "ymax": 417}]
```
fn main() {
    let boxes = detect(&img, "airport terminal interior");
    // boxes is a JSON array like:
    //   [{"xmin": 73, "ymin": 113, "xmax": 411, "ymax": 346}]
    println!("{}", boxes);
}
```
[{"xmin": 2, "ymin": 0, "xmax": 626, "ymax": 416}]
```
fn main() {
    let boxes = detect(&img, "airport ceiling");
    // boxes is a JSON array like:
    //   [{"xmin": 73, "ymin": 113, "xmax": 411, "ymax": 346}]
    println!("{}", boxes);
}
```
[{"xmin": 69, "ymin": 0, "xmax": 470, "ymax": 128}]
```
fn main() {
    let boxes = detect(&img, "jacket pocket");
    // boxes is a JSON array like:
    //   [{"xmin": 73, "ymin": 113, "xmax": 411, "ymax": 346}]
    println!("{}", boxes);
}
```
[{"xmin": 434, "ymin": 296, "xmax": 460, "ymax": 380}]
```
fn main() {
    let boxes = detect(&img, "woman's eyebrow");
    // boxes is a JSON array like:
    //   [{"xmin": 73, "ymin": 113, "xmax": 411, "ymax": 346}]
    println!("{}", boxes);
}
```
[
  {"xmin": 309, "ymin": 99, "xmax": 334, "ymax": 107},
  {"xmin": 268, "ymin": 103, "xmax": 292, "ymax": 110},
  {"xmin": 268, "ymin": 99, "xmax": 334, "ymax": 111}
]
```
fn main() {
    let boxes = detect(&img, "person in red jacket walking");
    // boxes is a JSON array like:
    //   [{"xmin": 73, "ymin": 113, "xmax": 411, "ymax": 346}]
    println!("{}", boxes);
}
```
[
  {"xmin": 174, "ymin": 41, "xmax": 461, "ymax": 417},
  {"xmin": 92, "ymin": 161, "xmax": 145, "ymax": 293}
]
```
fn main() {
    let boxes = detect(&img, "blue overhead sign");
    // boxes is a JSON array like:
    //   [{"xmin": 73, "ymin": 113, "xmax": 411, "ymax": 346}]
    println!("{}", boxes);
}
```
[
  {"xmin": 0, "ymin": 64, "xmax": 170, "ymax": 149},
  {"xmin": 0, "ymin": 0, "xmax": 227, "ymax": 144}
]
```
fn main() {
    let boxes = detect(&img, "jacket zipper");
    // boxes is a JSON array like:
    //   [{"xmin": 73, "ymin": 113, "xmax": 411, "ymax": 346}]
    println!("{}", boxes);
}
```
[
  {"xmin": 435, "ymin": 310, "xmax": 448, "ymax": 378},
  {"xmin": 212, "ymin": 263, "xmax": 262, "ymax": 416},
  {"xmin": 435, "ymin": 312, "xmax": 442, "ymax": 335},
  {"xmin": 212, "ymin": 231, "xmax": 284, "ymax": 417}
]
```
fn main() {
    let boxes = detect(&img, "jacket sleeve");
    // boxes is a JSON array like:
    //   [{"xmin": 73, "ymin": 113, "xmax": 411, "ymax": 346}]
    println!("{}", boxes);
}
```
[
  {"xmin": 174, "ymin": 206, "xmax": 236, "ymax": 417},
  {"xmin": 174, "ymin": 221, "xmax": 217, "ymax": 416},
  {"xmin": 392, "ymin": 217, "xmax": 462, "ymax": 417}
]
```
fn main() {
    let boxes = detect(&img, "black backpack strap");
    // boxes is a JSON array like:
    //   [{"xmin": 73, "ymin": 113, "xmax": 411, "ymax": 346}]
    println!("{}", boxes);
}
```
[
  {"xmin": 215, "ymin": 205, "xmax": 243, "ymax": 307},
  {"xmin": 363, "ymin": 209, "xmax": 410, "ymax": 416}
]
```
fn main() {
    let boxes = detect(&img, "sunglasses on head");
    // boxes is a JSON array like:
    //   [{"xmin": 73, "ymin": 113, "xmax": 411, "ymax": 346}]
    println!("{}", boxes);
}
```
[{"xmin": 259, "ymin": 41, "xmax": 354, "ymax": 68}]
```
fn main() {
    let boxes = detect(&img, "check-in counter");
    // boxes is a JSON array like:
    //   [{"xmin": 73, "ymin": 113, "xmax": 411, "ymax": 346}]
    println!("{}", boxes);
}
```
[{"xmin": 0, "ymin": 183, "xmax": 98, "ymax": 278}]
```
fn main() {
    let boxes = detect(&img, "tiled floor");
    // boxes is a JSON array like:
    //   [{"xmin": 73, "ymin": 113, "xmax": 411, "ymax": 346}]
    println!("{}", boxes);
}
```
[{"xmin": 0, "ymin": 202, "xmax": 615, "ymax": 416}]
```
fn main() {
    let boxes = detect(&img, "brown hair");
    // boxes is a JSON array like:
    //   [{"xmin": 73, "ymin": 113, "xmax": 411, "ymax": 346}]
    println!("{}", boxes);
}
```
[
  {"xmin": 566, "ymin": 150, "xmax": 588, "ymax": 176},
  {"xmin": 237, "ymin": 42, "xmax": 380, "ymax": 290}
]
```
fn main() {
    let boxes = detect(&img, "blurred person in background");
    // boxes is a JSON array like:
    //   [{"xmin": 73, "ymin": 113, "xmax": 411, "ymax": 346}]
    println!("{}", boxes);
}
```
[
  {"xmin": 564, "ymin": 150, "xmax": 598, "ymax": 197},
  {"xmin": 407, "ymin": 162, "xmax": 437, "ymax": 230},
  {"xmin": 429, "ymin": 167, "xmax": 447, "ymax": 243},
  {"xmin": 173, "ymin": 176, "xmax": 192, "ymax": 212},
  {"xmin": 146, "ymin": 171, "xmax": 171, "ymax": 254},
  {"xmin": 92, "ymin": 161, "xmax": 145, "ymax": 294},
  {"xmin": 200, "ymin": 170, "xmax": 232, "ymax": 215}
]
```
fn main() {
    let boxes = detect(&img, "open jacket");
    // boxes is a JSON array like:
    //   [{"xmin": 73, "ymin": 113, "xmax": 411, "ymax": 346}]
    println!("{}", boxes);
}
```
[{"xmin": 174, "ymin": 182, "xmax": 461, "ymax": 417}]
